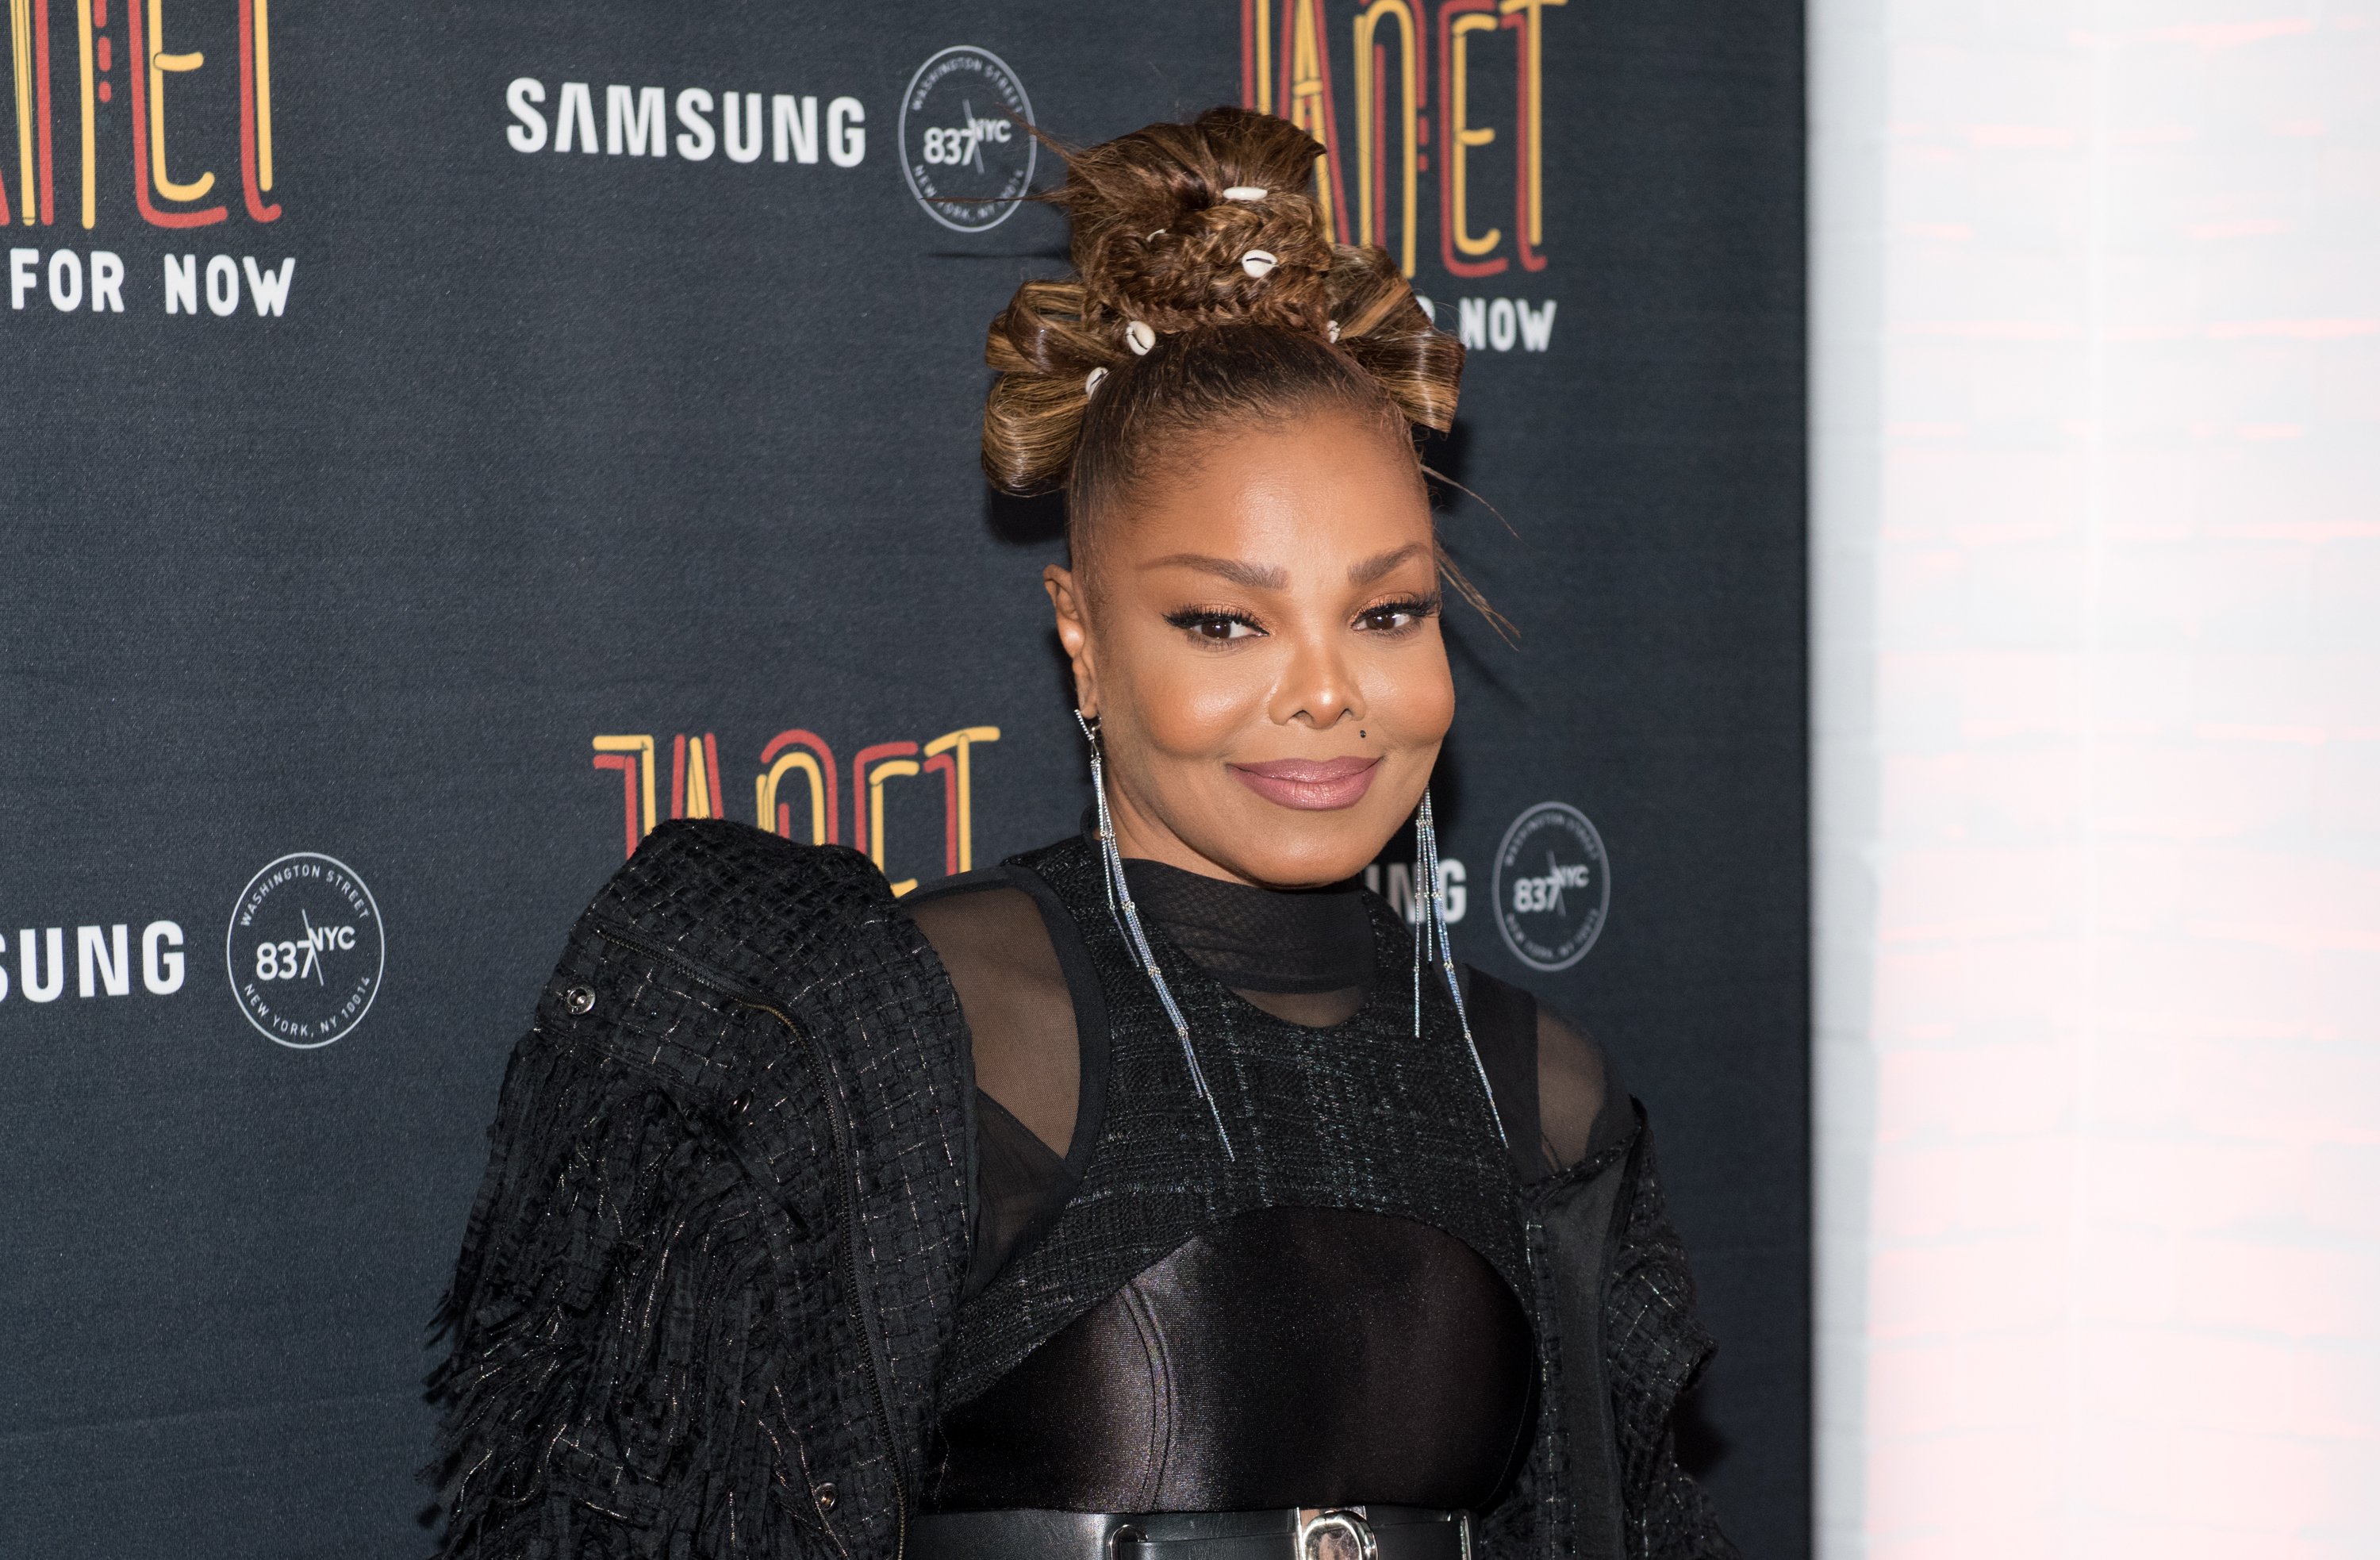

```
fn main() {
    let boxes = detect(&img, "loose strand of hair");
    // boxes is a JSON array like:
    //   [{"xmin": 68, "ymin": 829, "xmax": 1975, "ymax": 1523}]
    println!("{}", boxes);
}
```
[
  {"xmin": 1434, "ymin": 544, "xmax": 1519, "ymax": 647},
  {"xmin": 1421, "ymin": 463, "xmax": 1521, "ymax": 541}
]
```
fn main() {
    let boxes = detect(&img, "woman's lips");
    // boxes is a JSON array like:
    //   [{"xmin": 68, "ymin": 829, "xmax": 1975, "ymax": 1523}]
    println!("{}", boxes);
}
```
[{"xmin": 1227, "ymin": 755, "xmax": 1383, "ymax": 811}]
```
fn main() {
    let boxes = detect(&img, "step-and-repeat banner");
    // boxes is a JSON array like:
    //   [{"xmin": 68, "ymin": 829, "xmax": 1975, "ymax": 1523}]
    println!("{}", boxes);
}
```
[{"xmin": 0, "ymin": 2, "xmax": 1805, "ymax": 1553}]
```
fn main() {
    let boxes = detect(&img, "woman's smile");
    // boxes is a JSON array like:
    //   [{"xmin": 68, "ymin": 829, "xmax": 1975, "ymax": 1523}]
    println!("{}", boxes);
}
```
[{"xmin": 1226, "ymin": 755, "xmax": 1380, "ymax": 810}]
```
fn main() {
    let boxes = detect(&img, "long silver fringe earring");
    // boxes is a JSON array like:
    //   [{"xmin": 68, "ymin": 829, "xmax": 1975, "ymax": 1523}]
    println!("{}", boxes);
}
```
[
  {"xmin": 1077, "ymin": 710, "xmax": 1234, "ymax": 1159},
  {"xmin": 1415, "ymin": 790, "xmax": 1506, "ymax": 1147}
]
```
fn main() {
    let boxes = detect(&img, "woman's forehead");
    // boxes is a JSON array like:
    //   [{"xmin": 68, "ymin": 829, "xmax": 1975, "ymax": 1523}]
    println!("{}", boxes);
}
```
[{"xmin": 1108, "ymin": 414, "xmax": 1433, "ymax": 565}]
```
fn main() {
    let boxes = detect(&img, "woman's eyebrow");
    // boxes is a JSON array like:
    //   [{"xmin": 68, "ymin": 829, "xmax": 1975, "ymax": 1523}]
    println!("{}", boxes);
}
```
[
  {"xmin": 1142, "ymin": 552, "xmax": 1291, "ymax": 590},
  {"xmin": 1349, "ymin": 544, "xmax": 1427, "ymax": 585}
]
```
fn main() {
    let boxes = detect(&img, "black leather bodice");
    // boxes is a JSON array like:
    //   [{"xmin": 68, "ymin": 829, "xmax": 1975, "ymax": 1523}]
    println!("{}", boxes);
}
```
[
  {"xmin": 927, "ymin": 843, "xmax": 1537, "ymax": 1515},
  {"xmin": 934, "ymin": 1206, "xmax": 1535, "ymax": 1512}
]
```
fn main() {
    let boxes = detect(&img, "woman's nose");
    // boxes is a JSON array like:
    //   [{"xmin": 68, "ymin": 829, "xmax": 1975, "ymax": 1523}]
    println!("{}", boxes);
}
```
[{"xmin": 1273, "ymin": 631, "xmax": 1363, "ymax": 729}]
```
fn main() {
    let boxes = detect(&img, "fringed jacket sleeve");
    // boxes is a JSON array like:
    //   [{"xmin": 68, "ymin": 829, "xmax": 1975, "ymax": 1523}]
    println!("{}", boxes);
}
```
[
  {"xmin": 1487, "ymin": 1105, "xmax": 1737, "ymax": 1560},
  {"xmin": 1602, "ymin": 1115, "xmax": 1737, "ymax": 1559},
  {"xmin": 426, "ymin": 1017, "xmax": 832, "ymax": 1559}
]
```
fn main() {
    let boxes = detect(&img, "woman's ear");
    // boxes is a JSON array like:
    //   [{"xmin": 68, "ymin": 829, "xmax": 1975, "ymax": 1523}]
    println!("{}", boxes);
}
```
[{"xmin": 1044, "ymin": 563, "xmax": 1100, "ymax": 719}]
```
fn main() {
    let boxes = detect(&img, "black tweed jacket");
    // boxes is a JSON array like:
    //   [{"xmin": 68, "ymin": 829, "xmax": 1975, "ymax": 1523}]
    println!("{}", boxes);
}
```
[{"xmin": 427, "ymin": 820, "xmax": 1733, "ymax": 1560}]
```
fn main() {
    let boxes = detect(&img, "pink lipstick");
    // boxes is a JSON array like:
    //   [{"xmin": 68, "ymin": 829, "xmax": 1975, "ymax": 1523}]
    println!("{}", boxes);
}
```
[{"xmin": 1227, "ymin": 755, "xmax": 1382, "ymax": 812}]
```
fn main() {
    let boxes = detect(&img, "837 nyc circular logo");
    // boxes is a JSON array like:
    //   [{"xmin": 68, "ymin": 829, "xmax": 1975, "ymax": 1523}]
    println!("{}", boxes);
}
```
[
  {"xmin": 225, "ymin": 853, "xmax": 385, "ymax": 1049},
  {"xmin": 899, "ymin": 45, "xmax": 1035, "ymax": 232},
  {"xmin": 1492, "ymin": 802, "xmax": 1611, "ymax": 972}
]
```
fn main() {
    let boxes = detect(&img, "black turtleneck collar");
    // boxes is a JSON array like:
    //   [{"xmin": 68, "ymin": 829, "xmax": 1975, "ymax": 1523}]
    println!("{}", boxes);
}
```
[{"xmin": 1119, "ymin": 858, "xmax": 1376, "ymax": 995}]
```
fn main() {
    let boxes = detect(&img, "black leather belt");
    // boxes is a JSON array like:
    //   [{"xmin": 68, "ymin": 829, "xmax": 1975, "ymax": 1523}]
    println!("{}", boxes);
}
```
[{"xmin": 913, "ymin": 1506, "xmax": 1472, "ymax": 1560}]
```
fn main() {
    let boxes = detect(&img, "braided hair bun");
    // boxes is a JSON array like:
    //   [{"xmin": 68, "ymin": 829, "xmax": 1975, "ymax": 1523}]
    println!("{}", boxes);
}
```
[{"xmin": 981, "ymin": 107, "xmax": 1463, "ymax": 508}]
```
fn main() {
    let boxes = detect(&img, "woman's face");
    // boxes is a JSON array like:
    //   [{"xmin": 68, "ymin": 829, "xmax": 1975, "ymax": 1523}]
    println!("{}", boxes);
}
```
[{"xmin": 1046, "ymin": 405, "xmax": 1453, "ymax": 889}]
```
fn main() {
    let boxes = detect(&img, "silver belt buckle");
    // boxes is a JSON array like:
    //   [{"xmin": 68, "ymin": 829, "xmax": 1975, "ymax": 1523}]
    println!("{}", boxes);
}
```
[{"xmin": 1297, "ymin": 1508, "xmax": 1377, "ymax": 1560}]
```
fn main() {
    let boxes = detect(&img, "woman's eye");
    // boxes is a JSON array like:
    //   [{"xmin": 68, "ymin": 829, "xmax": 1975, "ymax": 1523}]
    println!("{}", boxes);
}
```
[
  {"xmin": 1169, "ymin": 612, "xmax": 1261, "ymax": 641},
  {"xmin": 1358, "ymin": 601, "xmax": 1433, "ymax": 632}
]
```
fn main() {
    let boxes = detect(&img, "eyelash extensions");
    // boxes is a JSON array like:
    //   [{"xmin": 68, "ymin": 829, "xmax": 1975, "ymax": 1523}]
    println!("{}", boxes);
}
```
[
  {"xmin": 1163, "ymin": 606, "xmax": 1262, "ymax": 638},
  {"xmin": 1361, "ymin": 591, "xmax": 1442, "ymax": 629},
  {"xmin": 1160, "ymin": 591, "xmax": 1445, "ymax": 640}
]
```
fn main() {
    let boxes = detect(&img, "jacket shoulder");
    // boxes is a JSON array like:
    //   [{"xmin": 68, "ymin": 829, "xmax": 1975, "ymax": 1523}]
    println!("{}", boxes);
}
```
[
  {"xmin": 585, "ymin": 818, "xmax": 891, "ymax": 964},
  {"xmin": 538, "ymin": 820, "xmax": 953, "ymax": 1094}
]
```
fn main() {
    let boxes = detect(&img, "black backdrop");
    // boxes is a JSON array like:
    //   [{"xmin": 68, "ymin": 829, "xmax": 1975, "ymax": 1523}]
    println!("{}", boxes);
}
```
[{"xmin": 0, "ymin": 2, "xmax": 1805, "ymax": 1554}]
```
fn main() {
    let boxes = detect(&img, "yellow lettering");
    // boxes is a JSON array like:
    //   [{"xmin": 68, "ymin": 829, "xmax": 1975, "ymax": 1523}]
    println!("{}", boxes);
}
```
[
  {"xmin": 147, "ymin": 0, "xmax": 213, "ymax": 202},
  {"xmin": 1285, "ymin": 0, "xmax": 1339, "ymax": 243},
  {"xmin": 593, "ymin": 735, "xmax": 658, "ymax": 837},
  {"xmin": 10, "ymin": 0, "xmax": 32, "ymax": 224},
  {"xmin": 868, "ymin": 756, "xmax": 923, "ymax": 896},
  {"xmin": 682, "ymin": 736, "xmax": 716, "ymax": 818},
  {"xmin": 1501, "ymin": 0, "xmax": 1564, "ymax": 255},
  {"xmin": 1250, "ymin": 0, "xmax": 1273, "ymax": 114},
  {"xmin": 75, "ymin": 0, "xmax": 94, "ymax": 227},
  {"xmin": 757, "ymin": 750, "xmax": 829, "ymax": 845},
  {"xmin": 253, "ymin": 0, "xmax": 272, "ymax": 190},
  {"xmin": 1353, "ymin": 0, "xmax": 1420, "ymax": 276},
  {"xmin": 1449, "ymin": 11, "xmax": 1500, "ymax": 258},
  {"xmin": 922, "ymin": 725, "xmax": 1001, "ymax": 874}
]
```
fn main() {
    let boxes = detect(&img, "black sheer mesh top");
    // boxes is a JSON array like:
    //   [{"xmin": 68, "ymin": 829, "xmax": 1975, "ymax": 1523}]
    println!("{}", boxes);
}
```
[{"xmin": 906, "ymin": 855, "xmax": 1625, "ymax": 1301}]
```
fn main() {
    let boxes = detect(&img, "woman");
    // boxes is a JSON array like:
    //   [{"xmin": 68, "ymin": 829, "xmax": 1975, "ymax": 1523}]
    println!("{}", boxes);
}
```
[{"xmin": 429, "ymin": 109, "xmax": 1733, "ymax": 1560}]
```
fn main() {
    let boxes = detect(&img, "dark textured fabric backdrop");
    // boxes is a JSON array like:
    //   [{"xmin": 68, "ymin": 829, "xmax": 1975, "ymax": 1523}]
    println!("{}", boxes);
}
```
[{"xmin": 0, "ymin": 1, "xmax": 1806, "ymax": 1554}]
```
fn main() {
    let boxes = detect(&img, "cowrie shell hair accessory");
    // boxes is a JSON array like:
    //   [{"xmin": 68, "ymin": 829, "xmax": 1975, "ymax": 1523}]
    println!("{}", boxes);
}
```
[
  {"xmin": 1085, "ymin": 367, "xmax": 1108, "ymax": 395},
  {"xmin": 1327, "ymin": 320, "xmax": 1342, "ymax": 342},
  {"xmin": 1125, "ymin": 321, "xmax": 1157, "ymax": 355},
  {"xmin": 1240, "ymin": 249, "xmax": 1278, "ymax": 279},
  {"xmin": 1222, "ymin": 185, "xmax": 1268, "ymax": 200}
]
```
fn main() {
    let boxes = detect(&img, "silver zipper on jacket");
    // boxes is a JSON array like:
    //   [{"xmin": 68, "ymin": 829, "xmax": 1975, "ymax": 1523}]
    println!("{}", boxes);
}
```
[{"xmin": 589, "ymin": 923, "xmax": 910, "ymax": 1560}]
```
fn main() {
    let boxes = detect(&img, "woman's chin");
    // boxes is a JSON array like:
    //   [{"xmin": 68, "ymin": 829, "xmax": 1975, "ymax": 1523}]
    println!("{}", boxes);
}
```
[{"xmin": 1196, "ymin": 797, "xmax": 1409, "ymax": 889}]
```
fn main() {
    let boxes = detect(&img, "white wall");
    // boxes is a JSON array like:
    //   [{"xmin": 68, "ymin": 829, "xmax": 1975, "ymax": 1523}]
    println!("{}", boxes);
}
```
[{"xmin": 1812, "ymin": 5, "xmax": 2380, "ymax": 1556}]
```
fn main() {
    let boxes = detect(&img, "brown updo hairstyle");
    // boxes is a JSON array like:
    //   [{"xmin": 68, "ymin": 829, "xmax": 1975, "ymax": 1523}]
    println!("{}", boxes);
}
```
[{"xmin": 981, "ymin": 107, "xmax": 1465, "ymax": 567}]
